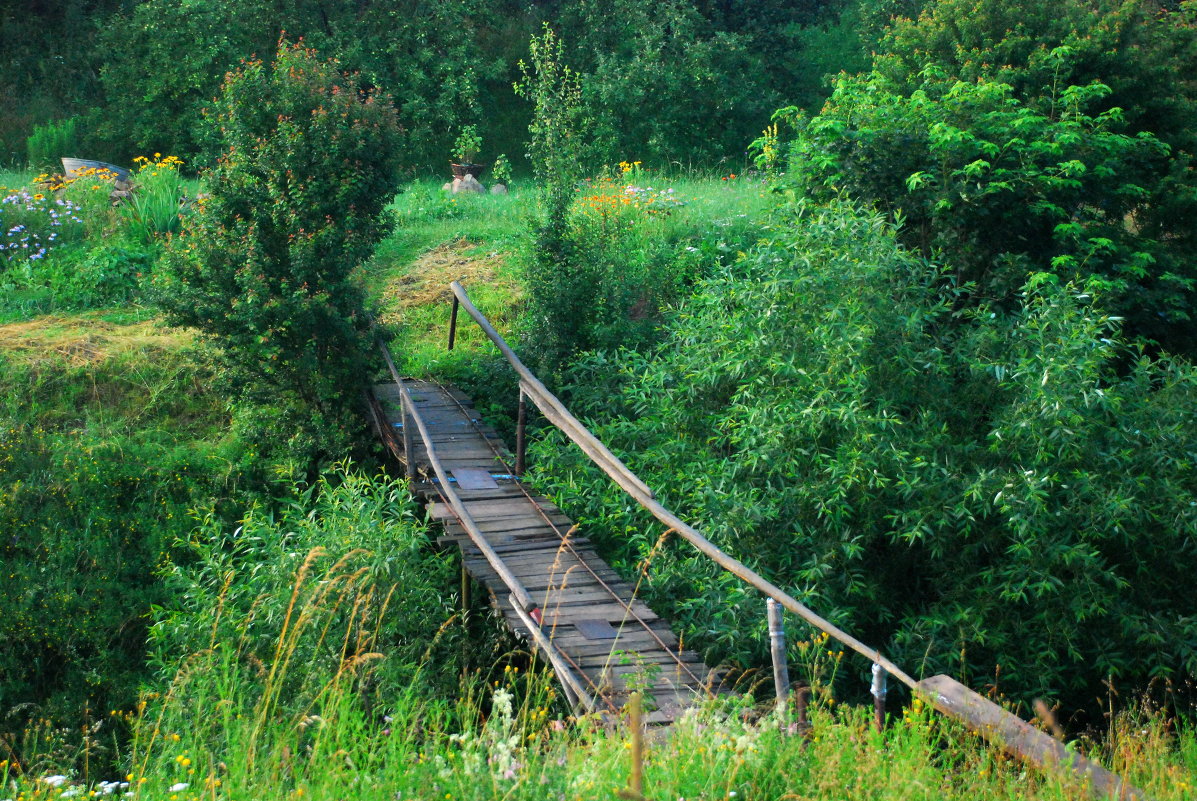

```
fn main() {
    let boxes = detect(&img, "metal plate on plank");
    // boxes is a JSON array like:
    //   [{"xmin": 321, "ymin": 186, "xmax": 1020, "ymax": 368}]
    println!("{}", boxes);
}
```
[
  {"xmin": 573, "ymin": 619, "xmax": 619, "ymax": 640},
  {"xmin": 452, "ymin": 464, "xmax": 500, "ymax": 490}
]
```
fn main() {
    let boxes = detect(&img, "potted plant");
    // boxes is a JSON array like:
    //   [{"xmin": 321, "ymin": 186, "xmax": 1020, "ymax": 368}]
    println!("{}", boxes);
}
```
[{"xmin": 450, "ymin": 124, "xmax": 485, "ymax": 179}]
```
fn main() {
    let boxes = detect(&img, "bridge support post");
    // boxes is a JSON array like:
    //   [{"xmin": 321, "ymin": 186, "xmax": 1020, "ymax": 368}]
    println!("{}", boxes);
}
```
[
  {"xmin": 448, "ymin": 295, "xmax": 460, "ymax": 350},
  {"xmin": 515, "ymin": 389, "xmax": 528, "ymax": 475},
  {"xmin": 401, "ymin": 390, "xmax": 416, "ymax": 484},
  {"xmin": 767, "ymin": 599, "xmax": 790, "ymax": 720},
  {"xmin": 871, "ymin": 662, "xmax": 887, "ymax": 733}
]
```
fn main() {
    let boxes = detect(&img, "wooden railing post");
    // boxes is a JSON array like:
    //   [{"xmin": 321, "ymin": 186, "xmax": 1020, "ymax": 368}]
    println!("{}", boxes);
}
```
[
  {"xmin": 447, "ymin": 294, "xmax": 460, "ymax": 351},
  {"xmin": 515, "ymin": 388, "xmax": 528, "ymax": 475},
  {"xmin": 871, "ymin": 662, "xmax": 887, "ymax": 733},
  {"xmin": 400, "ymin": 387, "xmax": 416, "ymax": 483},
  {"xmin": 767, "ymin": 599, "xmax": 790, "ymax": 718}
]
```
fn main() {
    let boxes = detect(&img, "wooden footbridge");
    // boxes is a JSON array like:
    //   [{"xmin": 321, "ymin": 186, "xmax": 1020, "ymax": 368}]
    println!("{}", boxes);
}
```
[
  {"xmin": 367, "ymin": 281, "xmax": 1145, "ymax": 798},
  {"xmin": 368, "ymin": 376, "xmax": 718, "ymax": 723}
]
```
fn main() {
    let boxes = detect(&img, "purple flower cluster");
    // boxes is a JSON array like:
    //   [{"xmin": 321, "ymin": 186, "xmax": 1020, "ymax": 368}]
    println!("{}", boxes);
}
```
[{"xmin": 0, "ymin": 190, "xmax": 83, "ymax": 267}]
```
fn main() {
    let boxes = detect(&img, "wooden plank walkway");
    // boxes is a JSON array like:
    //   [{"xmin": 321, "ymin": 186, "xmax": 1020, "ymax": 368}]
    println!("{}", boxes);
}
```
[{"xmin": 371, "ymin": 379, "xmax": 722, "ymax": 724}]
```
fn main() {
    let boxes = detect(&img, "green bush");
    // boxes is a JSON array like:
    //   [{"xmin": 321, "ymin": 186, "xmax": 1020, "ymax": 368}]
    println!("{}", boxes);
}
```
[
  {"xmin": 529, "ymin": 198, "xmax": 1197, "ymax": 709},
  {"xmin": 786, "ymin": 66, "xmax": 1193, "ymax": 351},
  {"xmin": 26, "ymin": 117, "xmax": 80, "ymax": 170},
  {"xmin": 845, "ymin": 0, "xmax": 1197, "ymax": 352},
  {"xmin": 154, "ymin": 40, "xmax": 403, "ymax": 466}
]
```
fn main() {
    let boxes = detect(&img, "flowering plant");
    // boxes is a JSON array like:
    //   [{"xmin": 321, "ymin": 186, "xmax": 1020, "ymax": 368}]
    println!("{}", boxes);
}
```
[{"xmin": 0, "ymin": 188, "xmax": 84, "ymax": 269}]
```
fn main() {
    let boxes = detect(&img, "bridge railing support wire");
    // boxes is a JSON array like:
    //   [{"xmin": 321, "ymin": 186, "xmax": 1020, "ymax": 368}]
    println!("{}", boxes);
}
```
[{"xmin": 438, "ymin": 280, "xmax": 1148, "ymax": 800}]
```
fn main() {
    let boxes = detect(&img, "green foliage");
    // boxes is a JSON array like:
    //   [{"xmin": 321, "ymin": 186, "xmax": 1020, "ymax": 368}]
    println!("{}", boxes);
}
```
[
  {"xmin": 0, "ymin": 188, "xmax": 86, "ymax": 269},
  {"xmin": 150, "ymin": 465, "xmax": 459, "ymax": 705},
  {"xmin": 0, "ymin": 331, "xmax": 254, "ymax": 751},
  {"xmin": 788, "ymin": 68, "xmax": 1194, "ymax": 350},
  {"xmin": 154, "ymin": 41, "xmax": 403, "ymax": 465},
  {"xmin": 490, "ymin": 154, "xmax": 513, "ymax": 186},
  {"xmin": 453, "ymin": 124, "xmax": 483, "ymax": 165},
  {"xmin": 513, "ymin": 25, "xmax": 587, "ymax": 372},
  {"xmin": 561, "ymin": 0, "xmax": 774, "ymax": 167},
  {"xmin": 530, "ymin": 199, "xmax": 1197, "ymax": 708},
  {"xmin": 119, "ymin": 155, "xmax": 189, "ymax": 244},
  {"xmin": 26, "ymin": 117, "xmax": 80, "ymax": 170},
  {"xmin": 96, "ymin": 0, "xmax": 491, "ymax": 167},
  {"xmin": 850, "ymin": 0, "xmax": 1197, "ymax": 350},
  {"xmin": 96, "ymin": 0, "xmax": 276, "ymax": 163}
]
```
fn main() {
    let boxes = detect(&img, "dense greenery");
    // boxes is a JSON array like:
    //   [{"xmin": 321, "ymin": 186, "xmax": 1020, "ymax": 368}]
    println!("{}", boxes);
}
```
[
  {"xmin": 0, "ymin": 318, "xmax": 263, "ymax": 745},
  {"xmin": 530, "ymin": 198, "xmax": 1197, "ymax": 709},
  {"xmin": 154, "ymin": 41, "xmax": 402, "ymax": 467},
  {"xmin": 790, "ymin": 0, "xmax": 1197, "ymax": 352},
  {"xmin": 1, "ymin": 0, "xmax": 858, "ymax": 172},
  {"xmin": 4, "ymin": 0, "xmax": 1197, "ymax": 794}
]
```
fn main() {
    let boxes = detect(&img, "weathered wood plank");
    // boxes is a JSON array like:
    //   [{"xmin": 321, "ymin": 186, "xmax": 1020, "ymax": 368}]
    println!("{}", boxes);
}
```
[{"xmin": 918, "ymin": 675, "xmax": 1146, "ymax": 801}]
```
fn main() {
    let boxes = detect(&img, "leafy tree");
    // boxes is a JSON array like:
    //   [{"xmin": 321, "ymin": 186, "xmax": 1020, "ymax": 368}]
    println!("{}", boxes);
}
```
[
  {"xmin": 513, "ymin": 25, "xmax": 588, "ymax": 373},
  {"xmin": 787, "ymin": 66, "xmax": 1194, "ymax": 351},
  {"xmin": 530, "ymin": 198, "xmax": 1197, "ymax": 709},
  {"xmin": 559, "ymin": 0, "xmax": 774, "ymax": 166},
  {"xmin": 853, "ymin": 0, "xmax": 1197, "ymax": 350},
  {"xmin": 154, "ymin": 40, "xmax": 402, "ymax": 466},
  {"xmin": 97, "ymin": 0, "xmax": 276, "ymax": 162}
]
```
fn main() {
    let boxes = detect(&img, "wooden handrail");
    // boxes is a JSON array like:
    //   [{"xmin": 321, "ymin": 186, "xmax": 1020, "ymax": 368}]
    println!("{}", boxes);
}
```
[
  {"xmin": 379, "ymin": 339, "xmax": 536, "ymax": 613},
  {"xmin": 448, "ymin": 281, "xmax": 917, "ymax": 690},
  {"xmin": 450, "ymin": 282, "xmax": 655, "ymax": 500}
]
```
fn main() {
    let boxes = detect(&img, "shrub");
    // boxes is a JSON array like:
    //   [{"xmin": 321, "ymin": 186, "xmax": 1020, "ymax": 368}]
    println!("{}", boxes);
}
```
[
  {"xmin": 26, "ymin": 117, "xmax": 80, "ymax": 170},
  {"xmin": 154, "ymin": 40, "xmax": 403, "ymax": 466},
  {"xmin": 787, "ymin": 67, "xmax": 1192, "ymax": 351},
  {"xmin": 849, "ymin": 0, "xmax": 1197, "ymax": 352},
  {"xmin": 530, "ymin": 198, "xmax": 1197, "ymax": 710}
]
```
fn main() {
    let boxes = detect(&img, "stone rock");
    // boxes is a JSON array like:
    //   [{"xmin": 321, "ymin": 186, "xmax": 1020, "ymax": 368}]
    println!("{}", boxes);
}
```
[
  {"xmin": 453, "ymin": 174, "xmax": 485, "ymax": 194},
  {"xmin": 490, "ymin": 183, "xmax": 508, "ymax": 195}
]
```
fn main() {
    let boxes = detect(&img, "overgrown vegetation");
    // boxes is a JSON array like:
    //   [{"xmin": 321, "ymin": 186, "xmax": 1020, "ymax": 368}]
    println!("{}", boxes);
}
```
[
  {"xmin": 3, "ymin": 0, "xmax": 1197, "ymax": 796},
  {"xmin": 154, "ymin": 40, "xmax": 402, "ymax": 469},
  {"xmin": 530, "ymin": 198, "xmax": 1197, "ymax": 712},
  {"xmin": 2, "ymin": 0, "xmax": 861, "ymax": 171}
]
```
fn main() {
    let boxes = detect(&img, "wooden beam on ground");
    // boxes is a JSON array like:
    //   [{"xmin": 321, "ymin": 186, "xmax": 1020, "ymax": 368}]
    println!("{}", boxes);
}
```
[{"xmin": 917, "ymin": 675, "xmax": 1147, "ymax": 801}]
